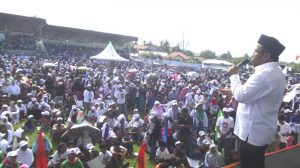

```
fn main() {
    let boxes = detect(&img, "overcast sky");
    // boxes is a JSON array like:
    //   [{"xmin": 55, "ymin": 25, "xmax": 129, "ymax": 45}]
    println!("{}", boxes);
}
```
[{"xmin": 1, "ymin": 0, "xmax": 299, "ymax": 62}]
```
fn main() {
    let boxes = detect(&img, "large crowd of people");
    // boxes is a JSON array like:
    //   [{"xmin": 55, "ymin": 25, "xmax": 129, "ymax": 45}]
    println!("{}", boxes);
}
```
[
  {"xmin": 0, "ymin": 51, "xmax": 298, "ymax": 168},
  {"xmin": 44, "ymin": 42, "xmax": 102, "ymax": 59},
  {"xmin": 3, "ymin": 34, "xmax": 37, "ymax": 51}
]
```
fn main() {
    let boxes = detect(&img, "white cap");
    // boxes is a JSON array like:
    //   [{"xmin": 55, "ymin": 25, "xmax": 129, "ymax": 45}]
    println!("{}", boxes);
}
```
[
  {"xmin": 154, "ymin": 101, "xmax": 160, "ymax": 105},
  {"xmin": 86, "ymin": 143, "xmax": 94, "ymax": 150},
  {"xmin": 28, "ymin": 115, "xmax": 34, "ymax": 119},
  {"xmin": 199, "ymin": 131, "xmax": 206, "ymax": 137},
  {"xmin": 284, "ymin": 109, "xmax": 293, "ymax": 113},
  {"xmin": 57, "ymin": 117, "xmax": 63, "ymax": 121},
  {"xmin": 19, "ymin": 140, "xmax": 28, "ymax": 147},
  {"xmin": 74, "ymin": 147, "xmax": 81, "ymax": 154},
  {"xmin": 175, "ymin": 141, "xmax": 182, "ymax": 145},
  {"xmin": 41, "ymin": 111, "xmax": 50, "ymax": 115},
  {"xmin": 6, "ymin": 150, "xmax": 18, "ymax": 157},
  {"xmin": 133, "ymin": 108, "xmax": 138, "ymax": 112},
  {"xmin": 172, "ymin": 87, "xmax": 176, "ymax": 90},
  {"xmin": 172, "ymin": 100, "xmax": 178, "ymax": 106},
  {"xmin": 14, "ymin": 128, "xmax": 24, "ymax": 138},
  {"xmin": 72, "ymin": 105, "xmax": 77, "ymax": 110},
  {"xmin": 223, "ymin": 107, "xmax": 230, "ymax": 113},
  {"xmin": 31, "ymin": 97, "xmax": 37, "ymax": 101},
  {"xmin": 91, "ymin": 106, "xmax": 96, "ymax": 110},
  {"xmin": 67, "ymin": 148, "xmax": 77, "ymax": 155}
]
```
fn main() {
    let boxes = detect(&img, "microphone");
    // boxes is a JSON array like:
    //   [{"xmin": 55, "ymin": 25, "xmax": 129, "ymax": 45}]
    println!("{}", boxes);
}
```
[
  {"xmin": 235, "ymin": 59, "xmax": 250, "ymax": 69},
  {"xmin": 224, "ymin": 59, "xmax": 250, "ymax": 76}
]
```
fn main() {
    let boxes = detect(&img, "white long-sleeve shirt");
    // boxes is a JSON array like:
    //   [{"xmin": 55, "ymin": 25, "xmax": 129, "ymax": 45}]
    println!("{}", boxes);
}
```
[
  {"xmin": 230, "ymin": 62, "xmax": 286, "ymax": 146},
  {"xmin": 16, "ymin": 148, "xmax": 34, "ymax": 166},
  {"xmin": 8, "ymin": 84, "xmax": 21, "ymax": 96},
  {"xmin": 83, "ymin": 90, "xmax": 94, "ymax": 103}
]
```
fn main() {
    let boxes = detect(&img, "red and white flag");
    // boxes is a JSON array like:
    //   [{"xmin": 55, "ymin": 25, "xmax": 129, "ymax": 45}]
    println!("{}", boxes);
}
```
[{"xmin": 295, "ymin": 55, "xmax": 300, "ymax": 61}]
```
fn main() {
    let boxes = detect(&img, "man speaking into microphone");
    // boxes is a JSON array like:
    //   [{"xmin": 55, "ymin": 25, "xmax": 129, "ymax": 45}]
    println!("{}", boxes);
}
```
[{"xmin": 220, "ymin": 34, "xmax": 286, "ymax": 168}]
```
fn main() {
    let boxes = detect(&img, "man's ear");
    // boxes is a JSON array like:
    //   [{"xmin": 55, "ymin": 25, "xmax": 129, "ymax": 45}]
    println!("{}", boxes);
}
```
[{"xmin": 263, "ymin": 52, "xmax": 272, "ymax": 61}]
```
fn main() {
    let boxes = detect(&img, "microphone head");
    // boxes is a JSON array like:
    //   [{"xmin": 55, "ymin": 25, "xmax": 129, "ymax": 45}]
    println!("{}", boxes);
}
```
[{"xmin": 236, "ymin": 59, "xmax": 250, "ymax": 68}]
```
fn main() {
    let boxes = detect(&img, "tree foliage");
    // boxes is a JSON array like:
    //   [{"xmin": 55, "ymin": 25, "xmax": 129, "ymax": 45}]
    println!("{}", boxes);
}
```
[{"xmin": 200, "ymin": 50, "xmax": 216, "ymax": 59}]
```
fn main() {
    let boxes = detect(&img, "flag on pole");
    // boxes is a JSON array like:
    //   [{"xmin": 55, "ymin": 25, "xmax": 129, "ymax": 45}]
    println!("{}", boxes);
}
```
[
  {"xmin": 137, "ymin": 141, "xmax": 146, "ymax": 168},
  {"xmin": 296, "ymin": 55, "xmax": 300, "ymax": 61},
  {"xmin": 162, "ymin": 117, "xmax": 168, "ymax": 143},
  {"xmin": 214, "ymin": 109, "xmax": 223, "ymax": 141},
  {"xmin": 36, "ymin": 131, "xmax": 48, "ymax": 168}
]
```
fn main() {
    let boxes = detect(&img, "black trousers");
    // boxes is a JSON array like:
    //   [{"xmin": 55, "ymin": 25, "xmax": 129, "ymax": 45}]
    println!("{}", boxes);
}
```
[{"xmin": 238, "ymin": 138, "xmax": 268, "ymax": 168}]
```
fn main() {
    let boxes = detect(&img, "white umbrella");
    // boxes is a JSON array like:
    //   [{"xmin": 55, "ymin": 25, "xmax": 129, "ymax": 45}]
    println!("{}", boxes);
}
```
[
  {"xmin": 77, "ymin": 66, "xmax": 89, "ymax": 71},
  {"xmin": 43, "ymin": 63, "xmax": 57, "ymax": 67},
  {"xmin": 61, "ymin": 121, "xmax": 100, "ymax": 141},
  {"xmin": 187, "ymin": 71, "xmax": 199, "ymax": 78},
  {"xmin": 128, "ymin": 69, "xmax": 138, "ymax": 73}
]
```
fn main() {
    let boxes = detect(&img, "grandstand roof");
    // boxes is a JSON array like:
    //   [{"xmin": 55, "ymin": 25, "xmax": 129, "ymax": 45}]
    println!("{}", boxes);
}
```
[
  {"xmin": 0, "ymin": 12, "xmax": 138, "ymax": 45},
  {"xmin": 42, "ymin": 25, "xmax": 138, "ymax": 45},
  {"xmin": 0, "ymin": 12, "xmax": 46, "ymax": 34}
]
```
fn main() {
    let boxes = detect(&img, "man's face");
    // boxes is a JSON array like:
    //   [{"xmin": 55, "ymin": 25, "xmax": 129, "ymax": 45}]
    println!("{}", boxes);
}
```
[
  {"xmin": 251, "ymin": 44, "xmax": 268, "ymax": 67},
  {"xmin": 223, "ymin": 112, "xmax": 230, "ymax": 118},
  {"xmin": 21, "ymin": 145, "xmax": 27, "ymax": 151},
  {"xmin": 68, "ymin": 154, "xmax": 76, "ymax": 161}
]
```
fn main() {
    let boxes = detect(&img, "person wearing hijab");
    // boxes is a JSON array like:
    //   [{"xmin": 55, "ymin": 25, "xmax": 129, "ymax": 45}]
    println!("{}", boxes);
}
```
[
  {"xmin": 204, "ymin": 144, "xmax": 224, "ymax": 168},
  {"xmin": 7, "ymin": 101, "xmax": 19, "ymax": 124},
  {"xmin": 150, "ymin": 101, "xmax": 164, "ymax": 120},
  {"xmin": 16, "ymin": 141, "xmax": 33, "ymax": 167}
]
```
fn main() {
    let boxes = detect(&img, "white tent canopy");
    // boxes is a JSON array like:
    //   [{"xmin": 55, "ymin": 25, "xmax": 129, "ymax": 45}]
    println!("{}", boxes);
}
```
[
  {"xmin": 202, "ymin": 59, "xmax": 233, "ymax": 66},
  {"xmin": 90, "ymin": 42, "xmax": 128, "ymax": 62}
]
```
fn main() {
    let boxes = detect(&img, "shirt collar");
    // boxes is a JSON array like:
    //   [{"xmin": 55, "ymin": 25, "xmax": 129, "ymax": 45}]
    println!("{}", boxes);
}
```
[{"xmin": 255, "ymin": 62, "xmax": 279, "ymax": 72}]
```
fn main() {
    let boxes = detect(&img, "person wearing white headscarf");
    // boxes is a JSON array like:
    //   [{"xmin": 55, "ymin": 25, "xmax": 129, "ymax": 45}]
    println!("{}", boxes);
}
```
[
  {"xmin": 150, "ymin": 101, "xmax": 164, "ymax": 120},
  {"xmin": 204, "ymin": 144, "xmax": 224, "ymax": 168},
  {"xmin": 116, "ymin": 114, "xmax": 128, "ymax": 133},
  {"xmin": 16, "ymin": 140, "xmax": 34, "ymax": 167},
  {"xmin": 98, "ymin": 102, "xmax": 108, "ymax": 116}
]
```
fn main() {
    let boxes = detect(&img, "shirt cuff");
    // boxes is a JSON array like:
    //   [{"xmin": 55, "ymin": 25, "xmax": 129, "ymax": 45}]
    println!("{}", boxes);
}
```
[{"xmin": 229, "ymin": 74, "xmax": 239, "ymax": 81}]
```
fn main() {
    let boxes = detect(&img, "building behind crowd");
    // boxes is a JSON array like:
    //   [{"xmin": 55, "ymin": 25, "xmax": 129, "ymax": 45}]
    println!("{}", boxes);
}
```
[{"xmin": 0, "ymin": 12, "xmax": 138, "ymax": 61}]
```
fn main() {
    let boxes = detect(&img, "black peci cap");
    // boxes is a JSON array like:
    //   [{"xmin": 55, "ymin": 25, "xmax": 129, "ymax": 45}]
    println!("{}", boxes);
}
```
[{"xmin": 258, "ymin": 34, "xmax": 285, "ymax": 58}]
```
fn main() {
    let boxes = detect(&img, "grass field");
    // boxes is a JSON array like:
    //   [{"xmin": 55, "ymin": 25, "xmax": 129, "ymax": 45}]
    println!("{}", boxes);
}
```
[{"xmin": 13, "ymin": 121, "xmax": 155, "ymax": 168}]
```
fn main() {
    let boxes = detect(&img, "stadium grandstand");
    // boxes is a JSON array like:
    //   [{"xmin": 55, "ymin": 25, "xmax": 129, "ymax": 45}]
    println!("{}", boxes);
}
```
[{"xmin": 0, "ymin": 12, "xmax": 137, "ymax": 60}]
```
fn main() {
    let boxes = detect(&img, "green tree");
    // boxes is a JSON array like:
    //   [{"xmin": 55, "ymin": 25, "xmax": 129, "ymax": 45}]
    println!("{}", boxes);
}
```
[
  {"xmin": 171, "ymin": 44, "xmax": 181, "ymax": 52},
  {"xmin": 200, "ymin": 50, "xmax": 216, "ymax": 59},
  {"xmin": 220, "ymin": 51, "xmax": 233, "ymax": 60},
  {"xmin": 161, "ymin": 40, "xmax": 171, "ymax": 53},
  {"xmin": 183, "ymin": 50, "xmax": 194, "ymax": 56}
]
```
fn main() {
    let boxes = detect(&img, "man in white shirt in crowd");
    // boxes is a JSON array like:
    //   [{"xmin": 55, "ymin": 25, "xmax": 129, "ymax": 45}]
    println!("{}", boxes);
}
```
[
  {"xmin": 16, "ymin": 140, "xmax": 34, "ymax": 167},
  {"xmin": 8, "ymin": 80, "xmax": 20, "ymax": 101},
  {"xmin": 99, "ymin": 143, "xmax": 112, "ymax": 165},
  {"xmin": 220, "ymin": 34, "xmax": 286, "ymax": 168},
  {"xmin": 278, "ymin": 115, "xmax": 291, "ymax": 149},
  {"xmin": 114, "ymin": 86, "xmax": 128, "ymax": 119},
  {"xmin": 83, "ymin": 84, "xmax": 94, "ymax": 112},
  {"xmin": 17, "ymin": 100, "xmax": 27, "ymax": 119},
  {"xmin": 216, "ymin": 107, "xmax": 234, "ymax": 165},
  {"xmin": 155, "ymin": 142, "xmax": 170, "ymax": 163}
]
